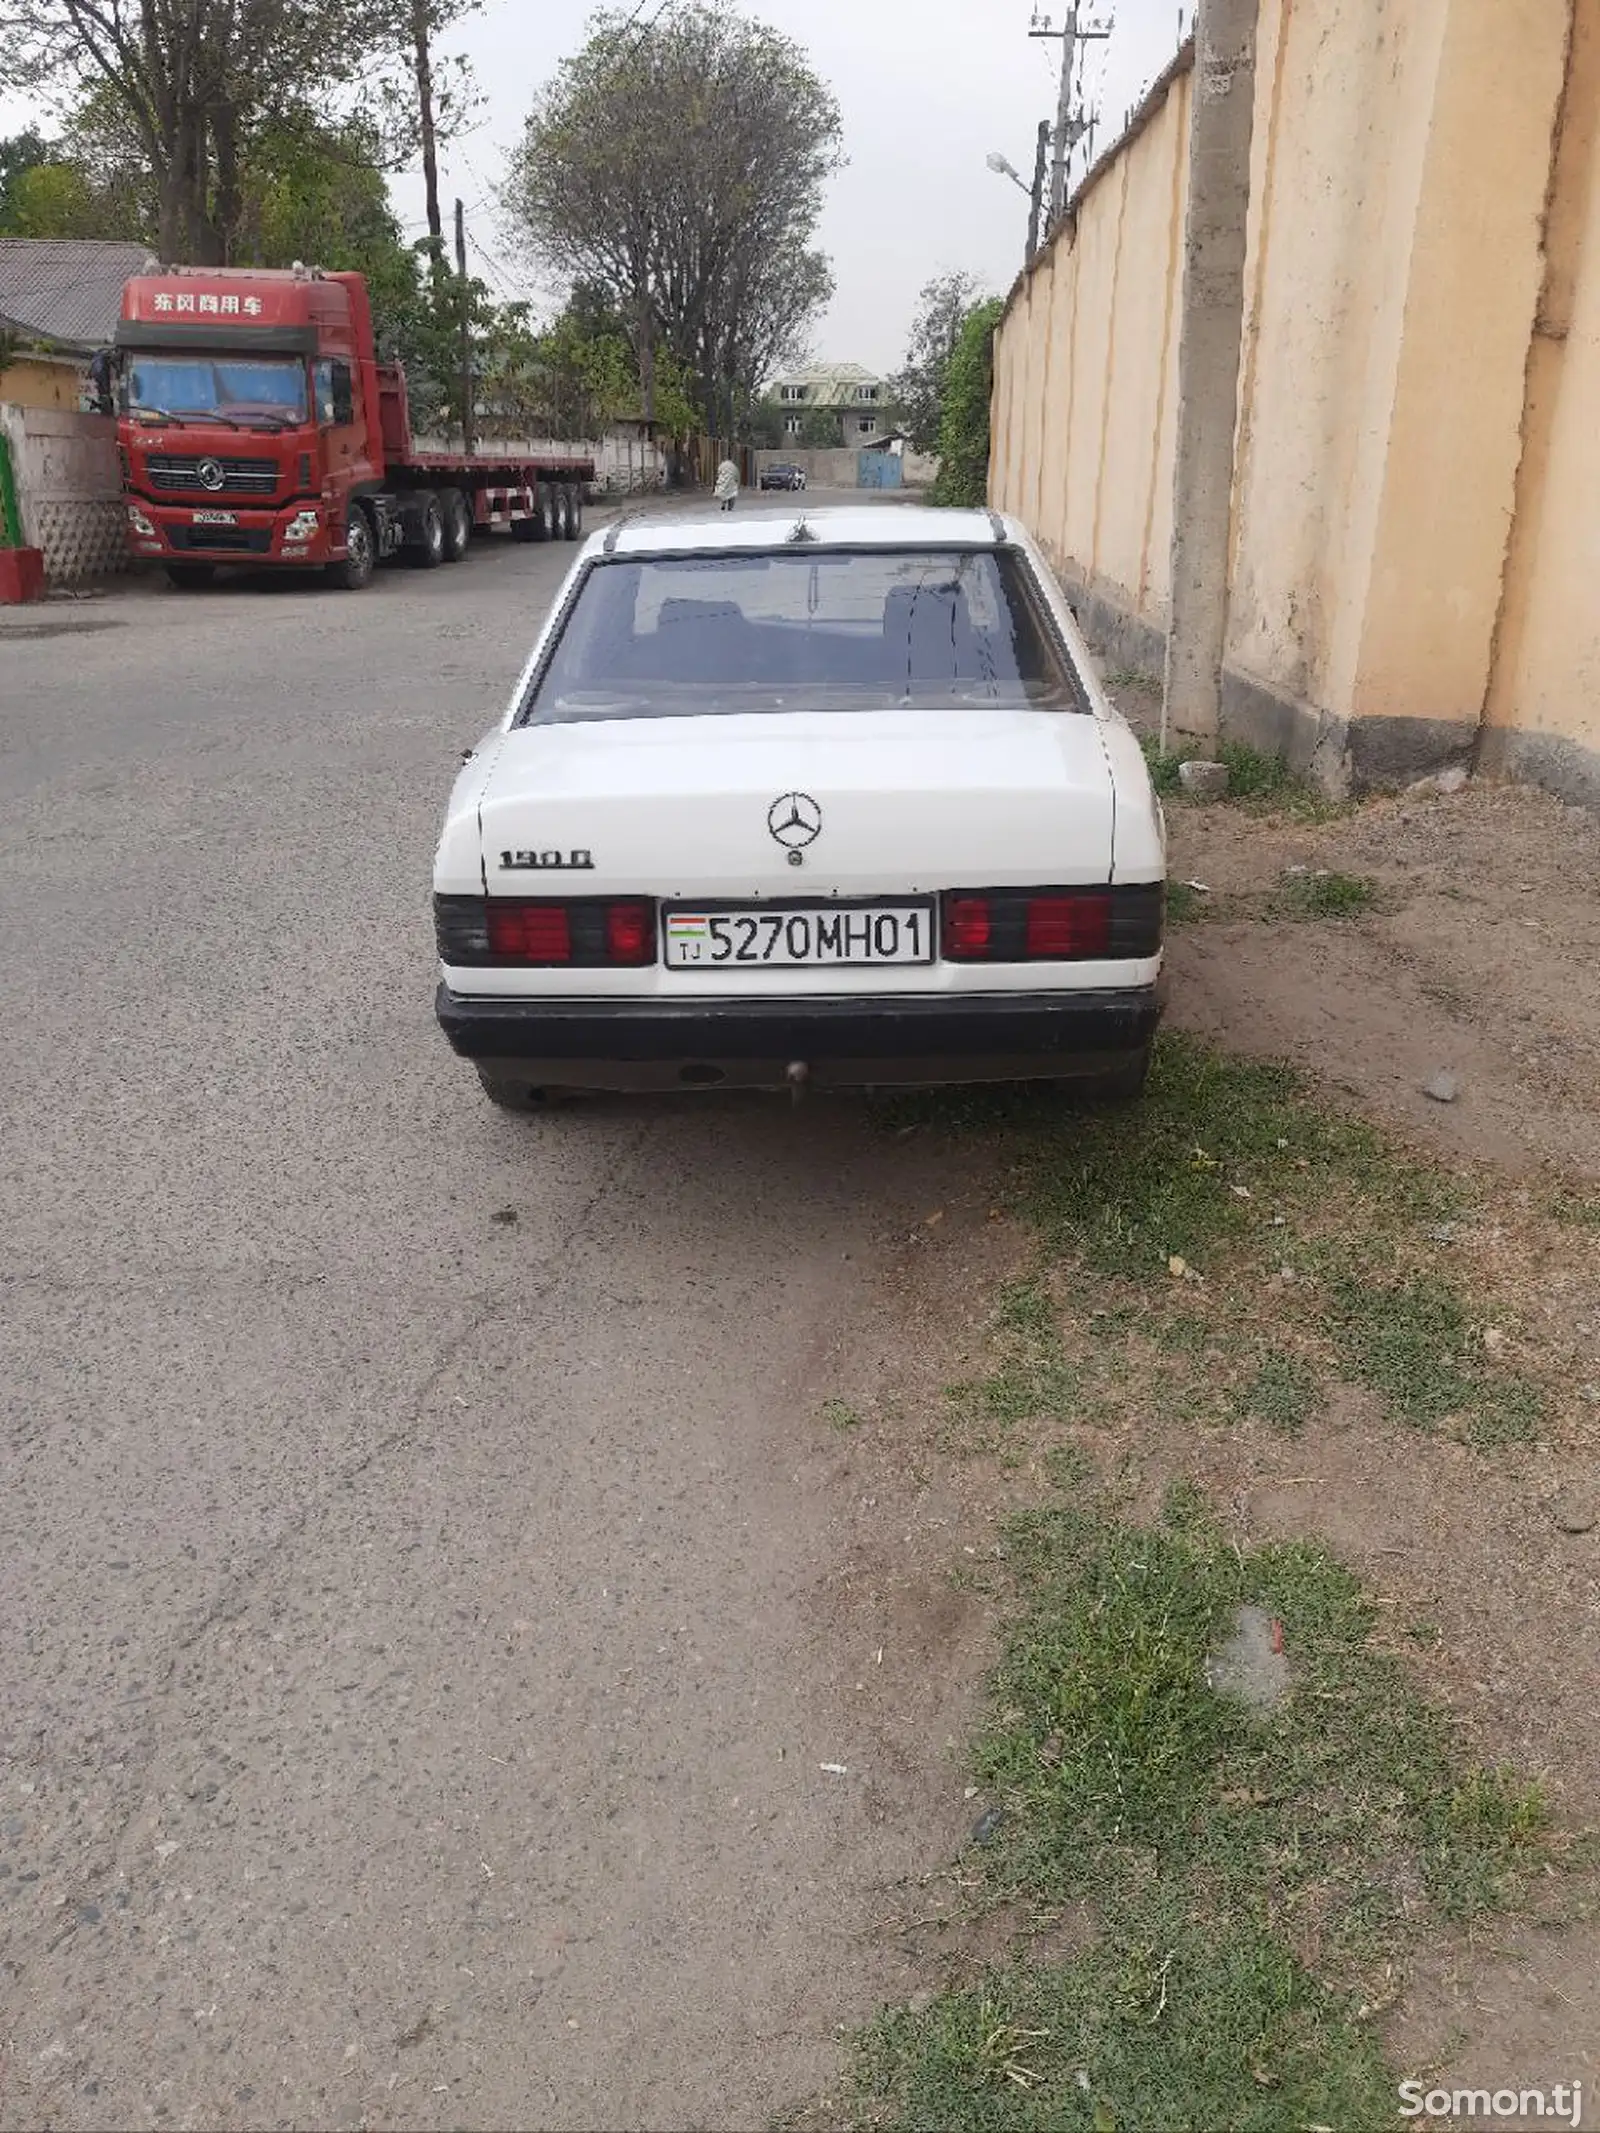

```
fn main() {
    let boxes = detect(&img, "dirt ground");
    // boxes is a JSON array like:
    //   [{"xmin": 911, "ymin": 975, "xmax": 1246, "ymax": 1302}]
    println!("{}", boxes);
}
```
[{"xmin": 814, "ymin": 697, "xmax": 1600, "ymax": 2125}]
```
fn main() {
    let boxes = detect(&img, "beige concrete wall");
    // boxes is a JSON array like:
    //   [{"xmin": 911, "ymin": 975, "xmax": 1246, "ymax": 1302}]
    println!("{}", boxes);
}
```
[
  {"xmin": 991, "ymin": 0, "xmax": 1597, "ymax": 804},
  {"xmin": 1483, "ymin": 2, "xmax": 1600, "ymax": 808}
]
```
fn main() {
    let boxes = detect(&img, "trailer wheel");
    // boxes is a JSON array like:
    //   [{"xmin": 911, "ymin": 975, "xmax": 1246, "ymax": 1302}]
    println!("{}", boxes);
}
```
[
  {"xmin": 327, "ymin": 505, "xmax": 376, "ymax": 590},
  {"xmin": 438, "ymin": 488, "xmax": 472, "ymax": 562},
  {"xmin": 538, "ymin": 488, "xmax": 558, "ymax": 541},
  {"xmin": 165, "ymin": 563, "xmax": 216, "ymax": 590},
  {"xmin": 406, "ymin": 492, "xmax": 446, "ymax": 569},
  {"xmin": 565, "ymin": 487, "xmax": 584, "ymax": 540}
]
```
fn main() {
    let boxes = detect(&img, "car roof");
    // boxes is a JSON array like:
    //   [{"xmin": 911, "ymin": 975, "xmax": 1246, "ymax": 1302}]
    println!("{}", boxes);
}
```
[{"xmin": 589, "ymin": 504, "xmax": 1015, "ymax": 558}]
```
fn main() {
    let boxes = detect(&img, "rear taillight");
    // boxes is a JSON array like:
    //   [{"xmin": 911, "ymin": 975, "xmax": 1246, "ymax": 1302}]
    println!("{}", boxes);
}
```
[
  {"xmin": 605, "ymin": 901, "xmax": 653, "ymax": 965},
  {"xmin": 943, "ymin": 897, "xmax": 992, "ymax": 957},
  {"xmin": 488, "ymin": 902, "xmax": 571, "ymax": 962},
  {"xmin": 1025, "ymin": 893, "xmax": 1111, "ymax": 959},
  {"xmin": 941, "ymin": 885, "xmax": 1162, "ymax": 962},
  {"xmin": 434, "ymin": 895, "xmax": 659, "ymax": 968}
]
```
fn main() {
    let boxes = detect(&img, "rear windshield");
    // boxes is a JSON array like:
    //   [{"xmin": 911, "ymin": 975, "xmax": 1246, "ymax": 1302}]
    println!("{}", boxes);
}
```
[{"xmin": 521, "ymin": 548, "xmax": 1085, "ymax": 722}]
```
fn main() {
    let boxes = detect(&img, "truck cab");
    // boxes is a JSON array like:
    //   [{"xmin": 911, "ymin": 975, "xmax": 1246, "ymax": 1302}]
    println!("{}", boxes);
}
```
[{"xmin": 117, "ymin": 263, "xmax": 384, "ymax": 585}]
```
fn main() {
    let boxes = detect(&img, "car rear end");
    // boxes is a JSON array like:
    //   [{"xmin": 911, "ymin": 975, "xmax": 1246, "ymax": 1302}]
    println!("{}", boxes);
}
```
[{"xmin": 433, "ymin": 511, "xmax": 1166, "ymax": 1101}]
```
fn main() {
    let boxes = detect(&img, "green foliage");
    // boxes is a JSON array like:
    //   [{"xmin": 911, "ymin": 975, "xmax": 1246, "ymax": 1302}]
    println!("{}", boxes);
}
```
[
  {"xmin": 1273, "ymin": 870, "xmax": 1379, "ymax": 921},
  {"xmin": 892, "ymin": 268, "xmax": 986, "ymax": 454},
  {"xmin": 929, "ymin": 297, "xmax": 1005, "ymax": 507}
]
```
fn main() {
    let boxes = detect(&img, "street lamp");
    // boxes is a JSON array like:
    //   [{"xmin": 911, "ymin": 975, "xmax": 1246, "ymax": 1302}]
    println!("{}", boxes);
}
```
[{"xmin": 987, "ymin": 120, "xmax": 1053, "ymax": 266}]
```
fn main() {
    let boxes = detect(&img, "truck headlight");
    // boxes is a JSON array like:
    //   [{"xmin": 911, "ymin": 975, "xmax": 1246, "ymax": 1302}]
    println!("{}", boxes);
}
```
[
  {"xmin": 126, "ymin": 505, "xmax": 156, "ymax": 537},
  {"xmin": 284, "ymin": 508, "xmax": 321, "ymax": 541}
]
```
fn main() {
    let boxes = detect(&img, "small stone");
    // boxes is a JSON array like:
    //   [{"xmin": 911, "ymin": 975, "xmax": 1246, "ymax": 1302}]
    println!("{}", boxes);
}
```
[
  {"xmin": 1178, "ymin": 758, "xmax": 1231, "ymax": 801},
  {"xmin": 1424, "ymin": 1071, "xmax": 1460, "ymax": 1104},
  {"xmin": 1550, "ymin": 1487, "xmax": 1597, "ymax": 1536},
  {"xmin": 1208, "ymin": 1605, "xmax": 1291, "ymax": 1712},
  {"xmin": 491, "ymin": 1207, "xmax": 518, "ymax": 1226},
  {"xmin": 1436, "ymin": 765, "xmax": 1469, "ymax": 794},
  {"xmin": 971, "ymin": 1805, "xmax": 1007, "ymax": 1847},
  {"xmin": 1038, "ymin": 1733, "xmax": 1064, "ymax": 1767},
  {"xmin": 908, "ymin": 1989, "xmax": 937, "ymax": 2015}
]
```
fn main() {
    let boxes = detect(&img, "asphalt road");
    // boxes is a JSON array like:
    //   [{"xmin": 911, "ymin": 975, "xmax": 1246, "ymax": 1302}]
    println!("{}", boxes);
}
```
[{"xmin": 0, "ymin": 493, "xmax": 988, "ymax": 2133}]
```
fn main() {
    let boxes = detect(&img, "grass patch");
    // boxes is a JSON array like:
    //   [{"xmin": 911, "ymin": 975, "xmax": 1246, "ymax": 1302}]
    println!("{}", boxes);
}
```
[
  {"xmin": 1165, "ymin": 879, "xmax": 1205, "ymax": 924},
  {"xmin": 1326, "ymin": 1274, "xmax": 1543, "ymax": 1447},
  {"xmin": 821, "ymin": 1397, "xmax": 865, "ymax": 1433},
  {"xmin": 1138, "ymin": 735, "xmax": 1344, "ymax": 820},
  {"xmin": 877, "ymin": 1033, "xmax": 1551, "ymax": 1455},
  {"xmin": 1236, "ymin": 1353, "xmax": 1321, "ymax": 1434},
  {"xmin": 1272, "ymin": 870, "xmax": 1379, "ymax": 921},
  {"xmin": 845, "ymin": 1489, "xmax": 1551, "ymax": 2131}
]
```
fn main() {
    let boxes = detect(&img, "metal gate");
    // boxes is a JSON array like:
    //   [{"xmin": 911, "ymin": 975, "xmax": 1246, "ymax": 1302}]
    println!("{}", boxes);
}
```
[{"xmin": 857, "ymin": 450, "xmax": 903, "ymax": 490}]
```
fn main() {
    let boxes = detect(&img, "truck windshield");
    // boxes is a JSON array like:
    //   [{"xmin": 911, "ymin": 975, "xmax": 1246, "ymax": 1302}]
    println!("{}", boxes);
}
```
[
  {"xmin": 524, "ymin": 549, "xmax": 1085, "ymax": 722},
  {"xmin": 123, "ymin": 355, "xmax": 308, "ymax": 427}
]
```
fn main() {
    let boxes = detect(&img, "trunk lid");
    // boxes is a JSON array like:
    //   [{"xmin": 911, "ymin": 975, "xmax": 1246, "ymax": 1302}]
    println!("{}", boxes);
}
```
[{"xmin": 476, "ymin": 709, "xmax": 1116, "ymax": 895}]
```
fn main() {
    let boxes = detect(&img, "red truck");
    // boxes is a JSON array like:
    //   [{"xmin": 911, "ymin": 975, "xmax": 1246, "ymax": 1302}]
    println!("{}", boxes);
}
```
[{"xmin": 115, "ymin": 263, "xmax": 594, "ymax": 589}]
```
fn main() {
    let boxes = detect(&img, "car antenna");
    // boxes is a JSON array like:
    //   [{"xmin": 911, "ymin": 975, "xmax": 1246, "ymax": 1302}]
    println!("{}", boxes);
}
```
[{"xmin": 986, "ymin": 509, "xmax": 1007, "ymax": 544}]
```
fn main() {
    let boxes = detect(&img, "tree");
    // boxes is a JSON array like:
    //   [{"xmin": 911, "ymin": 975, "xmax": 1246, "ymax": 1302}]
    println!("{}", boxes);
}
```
[
  {"xmin": 892, "ymin": 270, "xmax": 988, "ymax": 455},
  {"xmin": 0, "ymin": 0, "xmax": 478, "ymax": 264},
  {"xmin": 503, "ymin": 2, "xmax": 842, "ymax": 434},
  {"xmin": 929, "ymin": 298, "xmax": 1006, "ymax": 507}
]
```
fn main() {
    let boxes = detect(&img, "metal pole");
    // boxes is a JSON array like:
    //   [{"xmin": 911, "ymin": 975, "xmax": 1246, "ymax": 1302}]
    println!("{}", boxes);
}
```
[
  {"xmin": 1049, "ymin": 8, "xmax": 1079, "ymax": 225},
  {"xmin": 1026, "ymin": 117, "xmax": 1051, "ymax": 263},
  {"xmin": 1161, "ymin": 0, "xmax": 1260, "ymax": 754},
  {"xmin": 455, "ymin": 197, "xmax": 476, "ymax": 456}
]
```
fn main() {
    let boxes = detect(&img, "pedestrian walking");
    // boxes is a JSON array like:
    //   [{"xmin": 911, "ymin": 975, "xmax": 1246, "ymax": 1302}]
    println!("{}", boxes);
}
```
[{"xmin": 714, "ymin": 457, "xmax": 739, "ymax": 512}]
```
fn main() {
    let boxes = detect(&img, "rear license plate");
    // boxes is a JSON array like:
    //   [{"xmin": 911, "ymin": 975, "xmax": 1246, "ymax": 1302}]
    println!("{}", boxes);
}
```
[
  {"xmin": 664, "ymin": 904, "xmax": 935, "ymax": 969},
  {"xmin": 192, "ymin": 509, "xmax": 237, "ymax": 525}
]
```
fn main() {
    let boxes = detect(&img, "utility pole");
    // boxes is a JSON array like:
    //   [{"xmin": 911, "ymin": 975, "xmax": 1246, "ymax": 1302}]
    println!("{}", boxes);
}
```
[
  {"xmin": 1161, "ymin": 0, "xmax": 1259, "ymax": 754},
  {"xmin": 455, "ymin": 198, "xmax": 477, "ymax": 456},
  {"xmin": 1026, "ymin": 118, "xmax": 1051, "ymax": 265},
  {"xmin": 1029, "ymin": 7, "xmax": 1112, "ymax": 229}
]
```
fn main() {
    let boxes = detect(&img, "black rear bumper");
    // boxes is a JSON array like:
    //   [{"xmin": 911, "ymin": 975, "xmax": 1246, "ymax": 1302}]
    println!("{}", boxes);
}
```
[{"xmin": 436, "ymin": 982, "xmax": 1163, "ymax": 1090}]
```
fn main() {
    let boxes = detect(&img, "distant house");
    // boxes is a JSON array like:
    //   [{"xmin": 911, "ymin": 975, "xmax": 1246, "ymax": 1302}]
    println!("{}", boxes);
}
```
[
  {"xmin": 769, "ymin": 361, "xmax": 897, "ymax": 448},
  {"xmin": 0, "ymin": 238, "xmax": 157, "ymax": 410}
]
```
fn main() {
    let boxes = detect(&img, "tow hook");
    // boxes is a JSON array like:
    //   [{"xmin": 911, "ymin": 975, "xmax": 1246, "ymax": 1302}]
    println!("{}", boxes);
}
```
[{"xmin": 786, "ymin": 1060, "xmax": 810, "ymax": 1107}]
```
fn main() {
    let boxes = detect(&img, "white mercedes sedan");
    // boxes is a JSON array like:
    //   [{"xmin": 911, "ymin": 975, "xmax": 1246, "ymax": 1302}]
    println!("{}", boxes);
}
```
[{"xmin": 432, "ymin": 506, "xmax": 1167, "ymax": 1108}]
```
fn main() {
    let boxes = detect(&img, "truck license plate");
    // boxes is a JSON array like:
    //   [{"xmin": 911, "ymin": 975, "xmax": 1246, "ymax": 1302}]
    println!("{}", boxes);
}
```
[
  {"xmin": 664, "ymin": 904, "xmax": 934, "ymax": 969},
  {"xmin": 192, "ymin": 509, "xmax": 237, "ymax": 525}
]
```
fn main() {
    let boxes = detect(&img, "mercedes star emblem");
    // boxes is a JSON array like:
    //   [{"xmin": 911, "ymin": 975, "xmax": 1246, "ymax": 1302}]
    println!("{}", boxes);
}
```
[
  {"xmin": 196, "ymin": 458, "xmax": 226, "ymax": 492},
  {"xmin": 767, "ymin": 792, "xmax": 823, "ymax": 863}
]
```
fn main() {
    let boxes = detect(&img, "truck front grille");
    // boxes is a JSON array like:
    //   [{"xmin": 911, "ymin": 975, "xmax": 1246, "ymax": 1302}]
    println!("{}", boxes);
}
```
[{"xmin": 146, "ymin": 455, "xmax": 280, "ymax": 496}]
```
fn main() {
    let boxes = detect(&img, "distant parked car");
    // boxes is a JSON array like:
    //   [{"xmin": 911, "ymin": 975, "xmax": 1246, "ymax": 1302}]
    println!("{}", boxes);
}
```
[{"xmin": 759, "ymin": 463, "xmax": 807, "ymax": 491}]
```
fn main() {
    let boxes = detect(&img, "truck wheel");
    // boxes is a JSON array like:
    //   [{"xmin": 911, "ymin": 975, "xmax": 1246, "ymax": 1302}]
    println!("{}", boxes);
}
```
[
  {"xmin": 566, "ymin": 488, "xmax": 584, "ymax": 539},
  {"xmin": 327, "ymin": 506, "xmax": 375, "ymax": 590},
  {"xmin": 552, "ymin": 489, "xmax": 571, "ymax": 540},
  {"xmin": 538, "ymin": 489, "xmax": 558, "ymax": 541},
  {"xmin": 406, "ymin": 492, "xmax": 446, "ymax": 569},
  {"xmin": 439, "ymin": 488, "xmax": 472, "ymax": 562},
  {"xmin": 165, "ymin": 564, "xmax": 216, "ymax": 590}
]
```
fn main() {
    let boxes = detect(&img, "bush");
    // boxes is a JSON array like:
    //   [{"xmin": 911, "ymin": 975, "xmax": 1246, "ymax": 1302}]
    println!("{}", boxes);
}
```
[{"xmin": 929, "ymin": 297, "xmax": 1005, "ymax": 507}]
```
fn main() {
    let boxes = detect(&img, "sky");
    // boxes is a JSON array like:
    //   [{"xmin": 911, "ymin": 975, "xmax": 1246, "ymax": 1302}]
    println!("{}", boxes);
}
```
[
  {"xmin": 0, "ymin": 0, "xmax": 1188, "ymax": 377},
  {"xmin": 396, "ymin": 0, "xmax": 1189, "ymax": 375}
]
